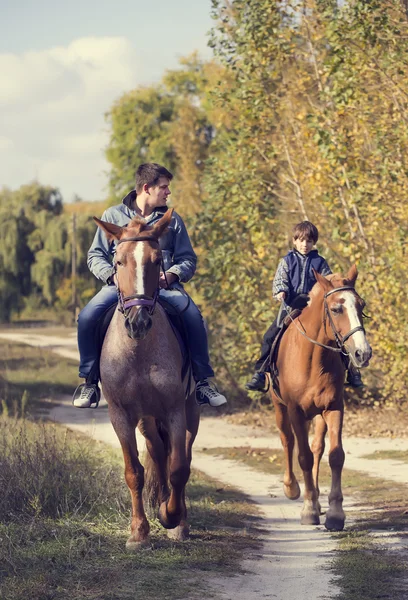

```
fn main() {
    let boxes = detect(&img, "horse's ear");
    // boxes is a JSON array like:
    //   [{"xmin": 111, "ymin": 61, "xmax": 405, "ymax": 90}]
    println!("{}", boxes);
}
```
[
  {"xmin": 345, "ymin": 264, "xmax": 358, "ymax": 286},
  {"xmin": 93, "ymin": 217, "xmax": 124, "ymax": 242},
  {"xmin": 313, "ymin": 269, "xmax": 333, "ymax": 293},
  {"xmin": 151, "ymin": 208, "xmax": 174, "ymax": 239}
]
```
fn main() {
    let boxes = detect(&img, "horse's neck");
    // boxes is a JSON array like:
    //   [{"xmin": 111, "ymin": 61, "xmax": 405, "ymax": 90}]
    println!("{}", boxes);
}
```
[{"xmin": 297, "ymin": 299, "xmax": 332, "ymax": 351}]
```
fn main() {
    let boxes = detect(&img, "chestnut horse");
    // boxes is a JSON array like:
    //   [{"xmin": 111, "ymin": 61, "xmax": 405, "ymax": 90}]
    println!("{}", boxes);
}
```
[
  {"xmin": 94, "ymin": 209, "xmax": 199, "ymax": 549},
  {"xmin": 269, "ymin": 265, "xmax": 371, "ymax": 531}
]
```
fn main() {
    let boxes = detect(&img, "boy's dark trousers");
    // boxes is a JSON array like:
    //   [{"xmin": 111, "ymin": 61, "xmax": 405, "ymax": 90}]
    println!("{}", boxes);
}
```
[{"xmin": 254, "ymin": 294, "xmax": 309, "ymax": 373}]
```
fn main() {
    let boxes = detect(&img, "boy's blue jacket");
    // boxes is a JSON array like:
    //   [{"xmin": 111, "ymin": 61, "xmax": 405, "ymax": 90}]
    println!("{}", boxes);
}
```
[
  {"xmin": 87, "ymin": 190, "xmax": 197, "ymax": 285},
  {"xmin": 273, "ymin": 249, "xmax": 331, "ymax": 304}
]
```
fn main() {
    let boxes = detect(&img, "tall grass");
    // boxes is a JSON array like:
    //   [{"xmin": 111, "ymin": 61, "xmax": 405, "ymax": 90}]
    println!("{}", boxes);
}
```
[{"xmin": 0, "ymin": 416, "xmax": 128, "ymax": 522}]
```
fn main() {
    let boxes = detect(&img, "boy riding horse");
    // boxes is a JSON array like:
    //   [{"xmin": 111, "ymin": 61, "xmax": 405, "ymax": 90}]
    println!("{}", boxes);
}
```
[{"xmin": 245, "ymin": 221, "xmax": 364, "ymax": 391}]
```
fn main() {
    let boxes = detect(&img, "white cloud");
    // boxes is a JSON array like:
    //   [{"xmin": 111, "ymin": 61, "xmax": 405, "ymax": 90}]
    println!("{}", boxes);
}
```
[{"xmin": 0, "ymin": 37, "xmax": 140, "ymax": 201}]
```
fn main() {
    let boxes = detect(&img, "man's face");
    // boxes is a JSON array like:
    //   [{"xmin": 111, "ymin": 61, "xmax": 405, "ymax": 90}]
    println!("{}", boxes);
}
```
[
  {"xmin": 293, "ymin": 236, "xmax": 314, "ymax": 255},
  {"xmin": 147, "ymin": 177, "xmax": 171, "ymax": 206}
]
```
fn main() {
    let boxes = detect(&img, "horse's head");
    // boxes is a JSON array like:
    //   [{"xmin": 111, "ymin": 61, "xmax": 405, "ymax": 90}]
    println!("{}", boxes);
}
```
[
  {"xmin": 94, "ymin": 208, "xmax": 173, "ymax": 340},
  {"xmin": 313, "ymin": 265, "xmax": 372, "ymax": 368}
]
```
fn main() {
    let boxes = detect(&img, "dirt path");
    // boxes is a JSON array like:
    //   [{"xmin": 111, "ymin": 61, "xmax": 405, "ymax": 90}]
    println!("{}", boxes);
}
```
[{"xmin": 3, "ymin": 329, "xmax": 408, "ymax": 599}]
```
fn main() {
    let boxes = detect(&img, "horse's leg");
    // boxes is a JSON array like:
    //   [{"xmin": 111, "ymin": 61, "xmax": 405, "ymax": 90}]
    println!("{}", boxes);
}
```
[
  {"xmin": 168, "ymin": 393, "xmax": 200, "ymax": 541},
  {"xmin": 158, "ymin": 408, "xmax": 190, "ymax": 530},
  {"xmin": 272, "ymin": 395, "xmax": 300, "ymax": 500},
  {"xmin": 323, "ymin": 408, "xmax": 345, "ymax": 531},
  {"xmin": 139, "ymin": 417, "xmax": 170, "ymax": 507},
  {"xmin": 311, "ymin": 414, "xmax": 327, "ymax": 515},
  {"xmin": 109, "ymin": 406, "xmax": 150, "ymax": 549},
  {"xmin": 290, "ymin": 407, "xmax": 320, "ymax": 525}
]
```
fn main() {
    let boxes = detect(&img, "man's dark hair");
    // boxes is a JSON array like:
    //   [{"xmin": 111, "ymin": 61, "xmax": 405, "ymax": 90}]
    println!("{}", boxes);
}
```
[
  {"xmin": 292, "ymin": 221, "xmax": 319, "ymax": 244},
  {"xmin": 135, "ymin": 163, "xmax": 173, "ymax": 194}
]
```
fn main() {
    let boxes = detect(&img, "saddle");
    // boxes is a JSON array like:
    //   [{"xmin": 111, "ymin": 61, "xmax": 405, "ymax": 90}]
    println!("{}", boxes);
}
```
[
  {"xmin": 269, "ymin": 308, "xmax": 302, "ymax": 402},
  {"xmin": 89, "ymin": 299, "xmax": 191, "ymax": 386}
]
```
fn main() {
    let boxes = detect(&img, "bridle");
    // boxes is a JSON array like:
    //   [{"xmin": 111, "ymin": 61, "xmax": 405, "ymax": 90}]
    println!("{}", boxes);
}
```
[
  {"xmin": 284, "ymin": 286, "xmax": 367, "ymax": 355},
  {"xmin": 115, "ymin": 235, "xmax": 163, "ymax": 316},
  {"xmin": 323, "ymin": 286, "xmax": 366, "ymax": 351}
]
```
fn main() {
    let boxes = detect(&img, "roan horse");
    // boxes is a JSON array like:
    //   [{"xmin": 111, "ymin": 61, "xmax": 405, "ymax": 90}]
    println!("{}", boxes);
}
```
[
  {"xmin": 269, "ymin": 265, "xmax": 371, "ymax": 531},
  {"xmin": 94, "ymin": 208, "xmax": 199, "ymax": 549}
]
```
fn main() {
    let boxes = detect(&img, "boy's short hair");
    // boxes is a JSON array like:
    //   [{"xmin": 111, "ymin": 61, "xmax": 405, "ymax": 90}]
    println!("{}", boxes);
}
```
[
  {"xmin": 135, "ymin": 163, "xmax": 173, "ymax": 194},
  {"xmin": 292, "ymin": 221, "xmax": 319, "ymax": 243}
]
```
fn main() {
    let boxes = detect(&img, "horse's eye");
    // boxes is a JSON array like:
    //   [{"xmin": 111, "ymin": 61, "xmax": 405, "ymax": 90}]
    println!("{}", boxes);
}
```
[
  {"xmin": 331, "ymin": 305, "xmax": 342, "ymax": 314},
  {"xmin": 116, "ymin": 260, "xmax": 123, "ymax": 267}
]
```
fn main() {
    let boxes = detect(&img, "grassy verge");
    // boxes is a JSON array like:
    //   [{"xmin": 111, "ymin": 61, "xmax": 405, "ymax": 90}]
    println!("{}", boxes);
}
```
[
  {"xmin": 0, "ymin": 339, "xmax": 261, "ymax": 599},
  {"xmin": 362, "ymin": 449, "xmax": 408, "ymax": 462},
  {"xmin": 0, "ymin": 417, "xmax": 260, "ymax": 600},
  {"xmin": 0, "ymin": 337, "xmax": 78, "ymax": 416},
  {"xmin": 202, "ymin": 446, "xmax": 408, "ymax": 600}
]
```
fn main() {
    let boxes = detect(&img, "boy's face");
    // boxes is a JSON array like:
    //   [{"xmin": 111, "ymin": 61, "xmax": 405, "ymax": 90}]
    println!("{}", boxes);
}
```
[{"xmin": 293, "ymin": 236, "xmax": 314, "ymax": 255}]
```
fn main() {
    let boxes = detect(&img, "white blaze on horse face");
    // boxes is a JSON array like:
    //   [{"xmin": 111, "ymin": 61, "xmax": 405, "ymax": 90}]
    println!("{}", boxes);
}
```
[
  {"xmin": 340, "ymin": 292, "xmax": 370, "ymax": 354},
  {"xmin": 133, "ymin": 243, "xmax": 146, "ymax": 295}
]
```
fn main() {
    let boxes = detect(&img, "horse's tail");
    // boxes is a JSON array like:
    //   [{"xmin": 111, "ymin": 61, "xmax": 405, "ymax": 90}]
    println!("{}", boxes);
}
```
[{"xmin": 143, "ymin": 421, "xmax": 170, "ymax": 515}]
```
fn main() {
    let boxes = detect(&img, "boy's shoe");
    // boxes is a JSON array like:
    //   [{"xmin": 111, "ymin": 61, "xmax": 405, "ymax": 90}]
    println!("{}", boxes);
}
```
[
  {"xmin": 196, "ymin": 379, "xmax": 227, "ymax": 407},
  {"xmin": 346, "ymin": 369, "xmax": 364, "ymax": 388},
  {"xmin": 72, "ymin": 383, "xmax": 101, "ymax": 408},
  {"xmin": 245, "ymin": 372, "xmax": 267, "ymax": 392}
]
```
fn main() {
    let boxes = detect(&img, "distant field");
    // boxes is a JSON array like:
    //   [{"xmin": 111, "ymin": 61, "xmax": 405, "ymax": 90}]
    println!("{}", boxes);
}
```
[
  {"xmin": 63, "ymin": 199, "xmax": 108, "ymax": 216},
  {"xmin": 0, "ymin": 337, "xmax": 78, "ymax": 416}
]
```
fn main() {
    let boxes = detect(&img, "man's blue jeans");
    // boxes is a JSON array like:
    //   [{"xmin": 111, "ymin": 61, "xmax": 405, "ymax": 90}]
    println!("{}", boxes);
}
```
[{"xmin": 77, "ymin": 285, "xmax": 214, "ymax": 383}]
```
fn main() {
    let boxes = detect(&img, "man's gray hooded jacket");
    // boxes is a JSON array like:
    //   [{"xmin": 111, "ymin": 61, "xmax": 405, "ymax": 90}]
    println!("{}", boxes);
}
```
[{"xmin": 87, "ymin": 190, "xmax": 197, "ymax": 286}]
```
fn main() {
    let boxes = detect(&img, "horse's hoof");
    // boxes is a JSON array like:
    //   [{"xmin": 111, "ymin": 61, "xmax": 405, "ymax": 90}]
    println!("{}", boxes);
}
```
[
  {"xmin": 325, "ymin": 516, "xmax": 345, "ymax": 531},
  {"xmin": 283, "ymin": 481, "xmax": 301, "ymax": 500},
  {"xmin": 125, "ymin": 537, "xmax": 150, "ymax": 551},
  {"xmin": 167, "ymin": 524, "xmax": 189, "ymax": 541},
  {"xmin": 301, "ymin": 512, "xmax": 320, "ymax": 525}
]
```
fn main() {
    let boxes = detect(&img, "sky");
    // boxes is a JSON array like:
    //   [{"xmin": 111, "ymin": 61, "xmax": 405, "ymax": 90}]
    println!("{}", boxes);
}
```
[{"xmin": 0, "ymin": 0, "xmax": 215, "ymax": 202}]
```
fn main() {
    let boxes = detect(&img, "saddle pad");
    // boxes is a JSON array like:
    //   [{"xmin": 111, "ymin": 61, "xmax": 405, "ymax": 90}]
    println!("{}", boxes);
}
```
[{"xmin": 269, "ymin": 308, "xmax": 302, "ymax": 402}]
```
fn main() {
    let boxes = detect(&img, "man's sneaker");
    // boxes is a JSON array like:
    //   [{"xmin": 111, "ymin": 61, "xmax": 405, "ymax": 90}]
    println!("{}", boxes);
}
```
[
  {"xmin": 245, "ymin": 372, "xmax": 267, "ymax": 392},
  {"xmin": 72, "ymin": 383, "xmax": 101, "ymax": 408},
  {"xmin": 196, "ymin": 379, "xmax": 227, "ymax": 407},
  {"xmin": 346, "ymin": 369, "xmax": 364, "ymax": 388}
]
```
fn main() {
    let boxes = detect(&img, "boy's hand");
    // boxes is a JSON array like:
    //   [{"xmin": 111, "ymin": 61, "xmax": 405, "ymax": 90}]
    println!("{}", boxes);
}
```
[{"xmin": 275, "ymin": 291, "xmax": 286, "ymax": 302}]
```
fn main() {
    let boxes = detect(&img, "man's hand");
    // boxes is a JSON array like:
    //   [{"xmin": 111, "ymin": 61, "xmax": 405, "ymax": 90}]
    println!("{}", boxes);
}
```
[
  {"xmin": 108, "ymin": 273, "xmax": 118, "ymax": 286},
  {"xmin": 159, "ymin": 272, "xmax": 178, "ymax": 289},
  {"xmin": 275, "ymin": 291, "xmax": 286, "ymax": 302}
]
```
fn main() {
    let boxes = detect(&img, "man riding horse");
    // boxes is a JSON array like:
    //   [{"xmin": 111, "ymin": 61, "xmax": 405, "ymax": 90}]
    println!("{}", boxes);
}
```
[{"xmin": 72, "ymin": 162, "xmax": 227, "ymax": 409}]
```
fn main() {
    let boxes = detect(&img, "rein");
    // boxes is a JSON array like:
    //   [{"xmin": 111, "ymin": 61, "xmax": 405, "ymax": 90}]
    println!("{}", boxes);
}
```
[
  {"xmin": 115, "ymin": 235, "xmax": 163, "ymax": 315},
  {"xmin": 283, "ymin": 286, "xmax": 365, "ymax": 356}
]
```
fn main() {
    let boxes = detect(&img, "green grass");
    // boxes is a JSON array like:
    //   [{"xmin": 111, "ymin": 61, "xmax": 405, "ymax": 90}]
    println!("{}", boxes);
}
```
[
  {"xmin": 202, "ymin": 446, "xmax": 408, "ymax": 600},
  {"xmin": 0, "ymin": 340, "xmax": 261, "ymax": 600},
  {"xmin": 0, "ymin": 417, "xmax": 261, "ymax": 600},
  {"xmin": 332, "ymin": 530, "xmax": 407, "ymax": 600},
  {"xmin": 362, "ymin": 449, "xmax": 408, "ymax": 462},
  {"xmin": 0, "ymin": 338, "xmax": 78, "ymax": 416}
]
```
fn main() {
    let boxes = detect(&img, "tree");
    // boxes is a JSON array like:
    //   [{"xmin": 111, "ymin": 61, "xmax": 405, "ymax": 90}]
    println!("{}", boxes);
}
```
[{"xmin": 193, "ymin": 0, "xmax": 408, "ymax": 403}]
